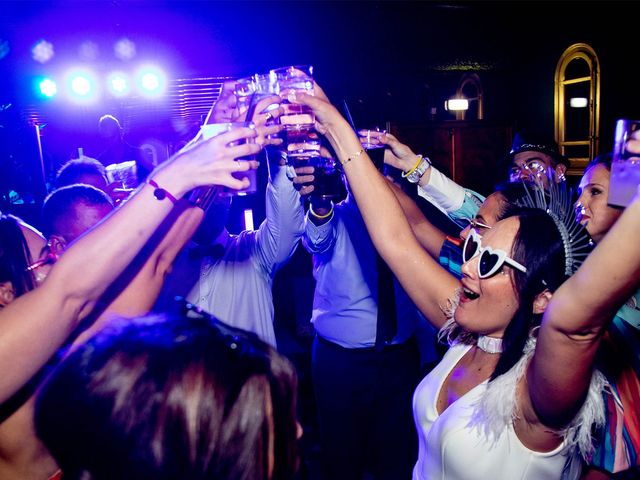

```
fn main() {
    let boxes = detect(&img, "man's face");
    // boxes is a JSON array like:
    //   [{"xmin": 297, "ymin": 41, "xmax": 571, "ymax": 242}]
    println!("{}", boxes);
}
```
[{"xmin": 509, "ymin": 151, "xmax": 565, "ymax": 186}]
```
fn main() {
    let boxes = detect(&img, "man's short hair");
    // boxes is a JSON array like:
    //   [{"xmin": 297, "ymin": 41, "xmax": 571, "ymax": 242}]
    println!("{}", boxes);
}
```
[
  {"xmin": 41, "ymin": 184, "xmax": 113, "ymax": 239},
  {"xmin": 55, "ymin": 157, "xmax": 107, "ymax": 190}
]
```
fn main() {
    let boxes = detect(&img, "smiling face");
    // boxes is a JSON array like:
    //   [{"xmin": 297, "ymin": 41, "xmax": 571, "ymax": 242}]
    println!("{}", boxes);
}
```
[
  {"xmin": 456, "ymin": 217, "xmax": 521, "ymax": 337},
  {"xmin": 576, "ymin": 163, "xmax": 622, "ymax": 243}
]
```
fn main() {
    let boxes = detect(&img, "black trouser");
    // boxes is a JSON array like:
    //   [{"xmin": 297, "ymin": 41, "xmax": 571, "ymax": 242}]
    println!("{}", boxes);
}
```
[{"xmin": 312, "ymin": 335, "xmax": 420, "ymax": 480}]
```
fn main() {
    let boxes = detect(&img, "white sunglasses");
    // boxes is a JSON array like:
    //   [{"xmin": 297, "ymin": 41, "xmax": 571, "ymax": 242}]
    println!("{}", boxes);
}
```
[{"xmin": 462, "ymin": 230, "xmax": 527, "ymax": 278}]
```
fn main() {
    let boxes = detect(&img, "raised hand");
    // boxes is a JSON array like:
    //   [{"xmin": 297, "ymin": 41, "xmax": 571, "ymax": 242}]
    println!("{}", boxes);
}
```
[
  {"xmin": 206, "ymin": 80, "xmax": 238, "ymax": 124},
  {"xmin": 248, "ymin": 94, "xmax": 285, "ymax": 147},
  {"xmin": 155, "ymin": 126, "xmax": 261, "ymax": 195},
  {"xmin": 359, "ymin": 131, "xmax": 418, "ymax": 172}
]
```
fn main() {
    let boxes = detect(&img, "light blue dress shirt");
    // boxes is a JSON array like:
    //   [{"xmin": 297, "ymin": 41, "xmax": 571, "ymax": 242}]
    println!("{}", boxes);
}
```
[
  {"xmin": 185, "ymin": 165, "xmax": 304, "ymax": 347},
  {"xmin": 303, "ymin": 194, "xmax": 419, "ymax": 349}
]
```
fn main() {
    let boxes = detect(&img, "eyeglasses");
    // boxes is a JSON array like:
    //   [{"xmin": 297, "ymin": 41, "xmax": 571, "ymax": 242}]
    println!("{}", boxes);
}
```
[
  {"xmin": 462, "ymin": 217, "xmax": 492, "ymax": 232},
  {"xmin": 462, "ymin": 230, "xmax": 527, "ymax": 278},
  {"xmin": 25, "ymin": 238, "xmax": 63, "ymax": 273},
  {"xmin": 509, "ymin": 159, "xmax": 547, "ymax": 180}
]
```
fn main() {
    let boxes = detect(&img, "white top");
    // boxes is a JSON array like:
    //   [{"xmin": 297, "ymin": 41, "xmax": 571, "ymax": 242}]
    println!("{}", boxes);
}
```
[{"xmin": 412, "ymin": 342, "xmax": 605, "ymax": 480}]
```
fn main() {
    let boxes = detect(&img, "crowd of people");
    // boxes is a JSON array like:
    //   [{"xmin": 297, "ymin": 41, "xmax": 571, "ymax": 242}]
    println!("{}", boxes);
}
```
[{"xmin": 0, "ymin": 74, "xmax": 639, "ymax": 480}]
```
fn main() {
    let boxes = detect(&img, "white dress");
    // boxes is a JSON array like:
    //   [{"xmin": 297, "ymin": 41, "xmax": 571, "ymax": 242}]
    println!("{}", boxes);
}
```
[{"xmin": 412, "ymin": 342, "xmax": 606, "ymax": 480}]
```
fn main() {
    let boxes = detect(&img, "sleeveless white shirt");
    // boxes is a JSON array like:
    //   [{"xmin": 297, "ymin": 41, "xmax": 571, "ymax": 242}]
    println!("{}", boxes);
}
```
[{"xmin": 412, "ymin": 342, "xmax": 606, "ymax": 480}]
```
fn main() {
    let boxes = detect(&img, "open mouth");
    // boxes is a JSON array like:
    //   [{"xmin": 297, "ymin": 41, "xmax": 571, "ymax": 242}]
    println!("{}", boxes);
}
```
[{"xmin": 462, "ymin": 287, "xmax": 480, "ymax": 300}]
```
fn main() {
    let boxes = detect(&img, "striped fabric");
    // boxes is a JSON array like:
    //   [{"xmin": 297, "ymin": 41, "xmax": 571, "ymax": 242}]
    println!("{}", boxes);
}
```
[{"xmin": 590, "ymin": 293, "xmax": 640, "ymax": 474}]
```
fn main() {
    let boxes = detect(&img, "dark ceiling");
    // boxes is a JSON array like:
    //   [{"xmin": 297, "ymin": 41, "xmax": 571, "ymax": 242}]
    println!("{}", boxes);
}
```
[{"xmin": 0, "ymin": 1, "xmax": 634, "ymax": 167}]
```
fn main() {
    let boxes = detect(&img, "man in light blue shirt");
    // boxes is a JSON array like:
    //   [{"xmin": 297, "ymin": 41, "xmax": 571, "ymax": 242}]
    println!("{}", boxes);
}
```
[
  {"xmin": 302, "ymin": 183, "xmax": 421, "ymax": 480},
  {"xmin": 157, "ymin": 156, "xmax": 304, "ymax": 347}
]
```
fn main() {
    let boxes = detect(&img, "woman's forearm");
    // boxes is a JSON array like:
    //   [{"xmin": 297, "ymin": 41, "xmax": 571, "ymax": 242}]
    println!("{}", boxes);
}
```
[
  {"xmin": 323, "ymin": 119, "xmax": 458, "ymax": 327},
  {"xmin": 0, "ymin": 128, "xmax": 260, "ymax": 403},
  {"xmin": 388, "ymin": 181, "xmax": 447, "ymax": 258},
  {"xmin": 529, "ymin": 191, "xmax": 640, "ymax": 427}
]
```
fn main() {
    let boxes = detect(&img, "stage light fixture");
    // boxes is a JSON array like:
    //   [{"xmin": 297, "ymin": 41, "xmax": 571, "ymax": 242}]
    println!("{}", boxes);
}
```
[
  {"xmin": 114, "ymin": 38, "xmax": 136, "ymax": 60},
  {"xmin": 32, "ymin": 40, "xmax": 54, "ymax": 64},
  {"xmin": 107, "ymin": 72, "xmax": 130, "ymax": 96},
  {"xmin": 38, "ymin": 78, "xmax": 58, "ymax": 98},
  {"xmin": 71, "ymin": 75, "xmax": 91, "ymax": 96},
  {"xmin": 66, "ymin": 70, "xmax": 99, "ymax": 103},
  {"xmin": 136, "ymin": 66, "xmax": 166, "ymax": 97}
]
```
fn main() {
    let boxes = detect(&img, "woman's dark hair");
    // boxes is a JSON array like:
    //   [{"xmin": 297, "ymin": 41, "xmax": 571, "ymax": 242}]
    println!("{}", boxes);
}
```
[
  {"xmin": 0, "ymin": 214, "xmax": 36, "ymax": 297},
  {"xmin": 493, "ymin": 181, "xmax": 529, "ymax": 221},
  {"xmin": 490, "ymin": 207, "xmax": 568, "ymax": 380},
  {"xmin": 585, "ymin": 152, "xmax": 612, "ymax": 173},
  {"xmin": 35, "ymin": 312, "xmax": 299, "ymax": 480}
]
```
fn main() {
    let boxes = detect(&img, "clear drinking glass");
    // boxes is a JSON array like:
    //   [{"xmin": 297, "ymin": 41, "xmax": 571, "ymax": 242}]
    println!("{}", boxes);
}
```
[
  {"xmin": 233, "ymin": 76, "xmax": 256, "ymax": 119},
  {"xmin": 269, "ymin": 65, "xmax": 318, "ymax": 161},
  {"xmin": 270, "ymin": 65, "xmax": 315, "ymax": 130},
  {"xmin": 198, "ymin": 122, "xmax": 257, "ymax": 196},
  {"xmin": 358, "ymin": 127, "xmax": 387, "ymax": 150}
]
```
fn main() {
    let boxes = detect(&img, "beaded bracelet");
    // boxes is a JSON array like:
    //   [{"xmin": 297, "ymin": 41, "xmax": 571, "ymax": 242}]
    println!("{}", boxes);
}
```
[
  {"xmin": 340, "ymin": 148, "xmax": 365, "ymax": 166},
  {"xmin": 148, "ymin": 179, "xmax": 178, "ymax": 205},
  {"xmin": 401, "ymin": 155, "xmax": 424, "ymax": 178}
]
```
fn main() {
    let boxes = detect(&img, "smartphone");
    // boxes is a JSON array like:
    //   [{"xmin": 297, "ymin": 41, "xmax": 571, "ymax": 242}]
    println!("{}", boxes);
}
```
[{"xmin": 608, "ymin": 119, "xmax": 640, "ymax": 208}]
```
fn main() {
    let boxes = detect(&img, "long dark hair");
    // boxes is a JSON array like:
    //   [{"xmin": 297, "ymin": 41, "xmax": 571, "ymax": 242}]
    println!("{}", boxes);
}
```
[
  {"xmin": 490, "ymin": 208, "xmax": 569, "ymax": 379},
  {"xmin": 0, "ymin": 214, "xmax": 36, "ymax": 297},
  {"xmin": 35, "ymin": 313, "xmax": 299, "ymax": 480}
]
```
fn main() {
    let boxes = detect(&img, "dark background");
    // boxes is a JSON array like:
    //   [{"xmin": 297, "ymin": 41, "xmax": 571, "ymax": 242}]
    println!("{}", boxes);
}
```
[{"xmin": 1, "ymin": 0, "xmax": 638, "ymax": 239}]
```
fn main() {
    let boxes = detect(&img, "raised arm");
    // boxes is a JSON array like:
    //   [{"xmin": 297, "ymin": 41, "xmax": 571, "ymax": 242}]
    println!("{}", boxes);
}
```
[
  {"xmin": 294, "ymin": 89, "xmax": 459, "ymax": 328},
  {"xmin": 387, "ymin": 180, "xmax": 447, "ymax": 258},
  {"xmin": 0, "ymin": 127, "xmax": 260, "ymax": 403},
  {"xmin": 527, "ymin": 186, "xmax": 640, "ymax": 430},
  {"xmin": 73, "ymin": 97, "xmax": 285, "ymax": 346},
  {"xmin": 365, "ymin": 130, "xmax": 484, "ymax": 221}
]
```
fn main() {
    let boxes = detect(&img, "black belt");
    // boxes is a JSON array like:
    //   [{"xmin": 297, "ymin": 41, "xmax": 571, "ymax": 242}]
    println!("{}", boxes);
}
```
[{"xmin": 315, "ymin": 334, "xmax": 416, "ymax": 353}]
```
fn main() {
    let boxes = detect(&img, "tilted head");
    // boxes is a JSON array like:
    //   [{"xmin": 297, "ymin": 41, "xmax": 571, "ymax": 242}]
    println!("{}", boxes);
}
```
[
  {"xmin": 35, "ymin": 311, "xmax": 299, "ymax": 480},
  {"xmin": 452, "ymin": 174, "xmax": 592, "ymax": 379},
  {"xmin": 42, "ymin": 184, "xmax": 114, "ymax": 246}
]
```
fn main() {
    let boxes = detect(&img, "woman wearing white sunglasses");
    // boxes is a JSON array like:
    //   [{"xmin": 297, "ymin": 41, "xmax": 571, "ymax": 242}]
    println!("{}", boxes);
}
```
[{"xmin": 293, "ymin": 86, "xmax": 640, "ymax": 480}]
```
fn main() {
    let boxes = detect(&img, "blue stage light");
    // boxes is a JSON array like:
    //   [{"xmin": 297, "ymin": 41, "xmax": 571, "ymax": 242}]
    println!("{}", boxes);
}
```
[{"xmin": 38, "ymin": 78, "xmax": 57, "ymax": 98}]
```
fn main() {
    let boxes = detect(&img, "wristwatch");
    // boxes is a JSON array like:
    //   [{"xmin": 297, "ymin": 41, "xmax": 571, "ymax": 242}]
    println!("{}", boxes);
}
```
[{"xmin": 406, "ymin": 156, "xmax": 432, "ymax": 184}]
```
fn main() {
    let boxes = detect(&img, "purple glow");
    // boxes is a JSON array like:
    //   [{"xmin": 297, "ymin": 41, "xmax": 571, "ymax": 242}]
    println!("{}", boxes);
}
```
[
  {"xmin": 32, "ymin": 40, "xmax": 54, "ymax": 63},
  {"xmin": 79, "ymin": 41, "xmax": 99, "ymax": 60}
]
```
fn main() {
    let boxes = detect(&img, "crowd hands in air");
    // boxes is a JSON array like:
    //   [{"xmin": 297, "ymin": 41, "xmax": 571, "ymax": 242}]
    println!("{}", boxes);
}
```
[{"xmin": 0, "ymin": 69, "xmax": 639, "ymax": 480}]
